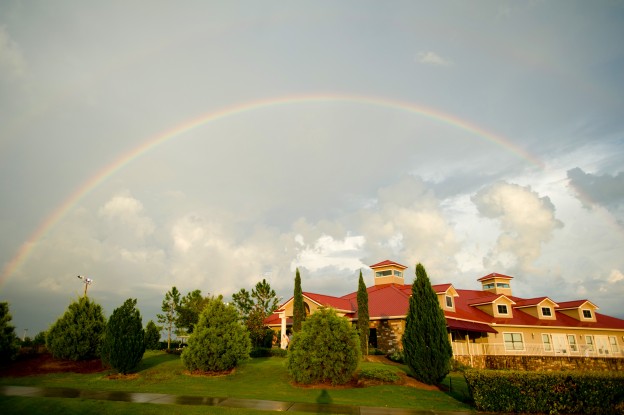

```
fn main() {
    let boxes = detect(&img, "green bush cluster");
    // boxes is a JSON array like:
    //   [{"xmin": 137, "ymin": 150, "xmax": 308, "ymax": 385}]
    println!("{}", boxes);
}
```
[
  {"xmin": 287, "ymin": 307, "xmax": 361, "ymax": 385},
  {"xmin": 249, "ymin": 347, "xmax": 287, "ymax": 358},
  {"xmin": 46, "ymin": 297, "xmax": 106, "ymax": 361},
  {"xmin": 358, "ymin": 367, "xmax": 400, "ymax": 384},
  {"xmin": 465, "ymin": 369, "xmax": 624, "ymax": 414}
]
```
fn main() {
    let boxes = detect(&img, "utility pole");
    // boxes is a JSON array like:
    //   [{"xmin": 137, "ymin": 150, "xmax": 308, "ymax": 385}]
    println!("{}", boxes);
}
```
[{"xmin": 77, "ymin": 275, "xmax": 93, "ymax": 297}]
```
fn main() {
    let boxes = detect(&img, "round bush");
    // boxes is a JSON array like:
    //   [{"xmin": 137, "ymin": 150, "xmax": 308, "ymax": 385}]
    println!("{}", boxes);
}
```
[
  {"xmin": 287, "ymin": 307, "xmax": 361, "ymax": 385},
  {"xmin": 181, "ymin": 297, "xmax": 251, "ymax": 372},
  {"xmin": 46, "ymin": 297, "xmax": 106, "ymax": 361}
]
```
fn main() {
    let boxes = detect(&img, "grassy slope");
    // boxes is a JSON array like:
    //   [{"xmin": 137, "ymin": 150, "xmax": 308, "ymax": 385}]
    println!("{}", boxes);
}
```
[{"xmin": 0, "ymin": 351, "xmax": 472, "ymax": 412}]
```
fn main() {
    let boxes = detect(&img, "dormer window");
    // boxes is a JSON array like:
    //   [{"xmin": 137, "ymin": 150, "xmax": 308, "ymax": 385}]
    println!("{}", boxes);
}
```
[
  {"xmin": 497, "ymin": 304, "xmax": 509, "ymax": 315},
  {"xmin": 394, "ymin": 270, "xmax": 403, "ymax": 277},
  {"xmin": 376, "ymin": 270, "xmax": 392, "ymax": 277},
  {"xmin": 497, "ymin": 283, "xmax": 510, "ymax": 288},
  {"xmin": 541, "ymin": 307, "xmax": 552, "ymax": 317},
  {"xmin": 483, "ymin": 283, "xmax": 495, "ymax": 289},
  {"xmin": 445, "ymin": 295, "xmax": 453, "ymax": 308},
  {"xmin": 582, "ymin": 310, "xmax": 592, "ymax": 319}
]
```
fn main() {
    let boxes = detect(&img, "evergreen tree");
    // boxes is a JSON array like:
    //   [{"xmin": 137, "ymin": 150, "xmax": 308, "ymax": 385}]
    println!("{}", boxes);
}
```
[
  {"xmin": 46, "ymin": 297, "xmax": 106, "ymax": 361},
  {"xmin": 0, "ymin": 302, "xmax": 20, "ymax": 363},
  {"xmin": 231, "ymin": 288, "xmax": 253, "ymax": 321},
  {"xmin": 287, "ymin": 307, "xmax": 361, "ymax": 385},
  {"xmin": 232, "ymin": 279, "xmax": 280, "ymax": 347},
  {"xmin": 252, "ymin": 279, "xmax": 280, "ymax": 316},
  {"xmin": 181, "ymin": 296, "xmax": 251, "ymax": 372},
  {"xmin": 144, "ymin": 320, "xmax": 161, "ymax": 350},
  {"xmin": 101, "ymin": 298, "xmax": 145, "ymax": 374},
  {"xmin": 292, "ymin": 268, "xmax": 305, "ymax": 332},
  {"xmin": 156, "ymin": 286, "xmax": 180, "ymax": 349},
  {"xmin": 356, "ymin": 270, "xmax": 370, "ymax": 356},
  {"xmin": 402, "ymin": 263, "xmax": 452, "ymax": 385}
]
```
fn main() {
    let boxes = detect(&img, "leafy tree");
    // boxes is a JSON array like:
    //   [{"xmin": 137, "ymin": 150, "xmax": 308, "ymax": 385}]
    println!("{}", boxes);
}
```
[
  {"xmin": 356, "ymin": 270, "xmax": 370, "ymax": 356},
  {"xmin": 156, "ymin": 286, "xmax": 180, "ymax": 350},
  {"xmin": 101, "ymin": 298, "xmax": 145, "ymax": 374},
  {"xmin": 0, "ymin": 302, "xmax": 20, "ymax": 362},
  {"xmin": 251, "ymin": 279, "xmax": 280, "ymax": 317},
  {"xmin": 181, "ymin": 296, "xmax": 251, "ymax": 372},
  {"xmin": 46, "ymin": 297, "xmax": 106, "ymax": 361},
  {"xmin": 287, "ymin": 307, "xmax": 360, "ymax": 385},
  {"xmin": 144, "ymin": 320, "xmax": 161, "ymax": 350},
  {"xmin": 292, "ymin": 268, "xmax": 305, "ymax": 332},
  {"xmin": 177, "ymin": 289, "xmax": 210, "ymax": 334},
  {"xmin": 231, "ymin": 288, "xmax": 253, "ymax": 320},
  {"xmin": 232, "ymin": 279, "xmax": 279, "ymax": 347},
  {"xmin": 402, "ymin": 263, "xmax": 452, "ymax": 385}
]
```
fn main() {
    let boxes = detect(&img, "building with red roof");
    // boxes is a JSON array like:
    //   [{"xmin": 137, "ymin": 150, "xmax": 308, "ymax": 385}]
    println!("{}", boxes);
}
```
[{"xmin": 265, "ymin": 260, "xmax": 624, "ymax": 358}]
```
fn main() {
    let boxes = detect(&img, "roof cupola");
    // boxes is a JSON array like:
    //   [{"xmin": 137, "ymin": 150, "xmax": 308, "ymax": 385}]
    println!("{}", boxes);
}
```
[
  {"xmin": 478, "ymin": 273, "xmax": 513, "ymax": 296},
  {"xmin": 370, "ymin": 260, "xmax": 407, "ymax": 286}
]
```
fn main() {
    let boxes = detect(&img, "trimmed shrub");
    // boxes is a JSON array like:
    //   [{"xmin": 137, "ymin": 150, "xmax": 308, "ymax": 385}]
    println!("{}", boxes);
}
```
[
  {"xmin": 181, "ymin": 297, "xmax": 251, "ymax": 372},
  {"xmin": 46, "ymin": 297, "xmax": 106, "ymax": 361},
  {"xmin": 100, "ymin": 298, "xmax": 145, "ymax": 374},
  {"xmin": 465, "ymin": 369, "xmax": 624, "ymax": 414},
  {"xmin": 358, "ymin": 367, "xmax": 401, "ymax": 384},
  {"xmin": 0, "ymin": 302, "xmax": 20, "ymax": 363},
  {"xmin": 402, "ymin": 263, "xmax": 452, "ymax": 385},
  {"xmin": 287, "ymin": 307, "xmax": 361, "ymax": 385},
  {"xmin": 144, "ymin": 320, "xmax": 161, "ymax": 350}
]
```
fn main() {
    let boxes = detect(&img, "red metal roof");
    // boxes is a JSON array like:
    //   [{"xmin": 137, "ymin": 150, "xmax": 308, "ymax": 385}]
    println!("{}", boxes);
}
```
[
  {"xmin": 369, "ymin": 259, "xmax": 408, "ymax": 269},
  {"xmin": 447, "ymin": 318, "xmax": 498, "ymax": 333},
  {"xmin": 264, "ymin": 270, "xmax": 624, "ymax": 332},
  {"xmin": 477, "ymin": 272, "xmax": 514, "ymax": 282}
]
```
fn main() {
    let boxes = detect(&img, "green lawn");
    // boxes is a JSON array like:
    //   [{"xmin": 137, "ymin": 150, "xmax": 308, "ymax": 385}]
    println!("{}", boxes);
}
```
[{"xmin": 0, "ymin": 351, "xmax": 473, "ymax": 413}]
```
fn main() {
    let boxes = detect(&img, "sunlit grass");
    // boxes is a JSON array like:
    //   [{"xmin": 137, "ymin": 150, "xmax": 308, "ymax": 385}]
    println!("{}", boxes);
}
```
[{"xmin": 0, "ymin": 351, "xmax": 473, "ymax": 412}]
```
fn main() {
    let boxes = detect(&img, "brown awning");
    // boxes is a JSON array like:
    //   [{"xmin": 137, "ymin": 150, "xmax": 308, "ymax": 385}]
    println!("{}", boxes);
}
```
[{"xmin": 447, "ymin": 319, "xmax": 497, "ymax": 334}]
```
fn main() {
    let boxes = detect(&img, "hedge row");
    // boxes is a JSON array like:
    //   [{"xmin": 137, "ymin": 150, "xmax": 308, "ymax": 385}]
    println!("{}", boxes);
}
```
[{"xmin": 464, "ymin": 369, "xmax": 624, "ymax": 414}]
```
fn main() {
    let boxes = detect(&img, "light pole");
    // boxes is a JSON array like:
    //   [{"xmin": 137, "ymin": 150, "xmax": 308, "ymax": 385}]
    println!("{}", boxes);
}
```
[{"xmin": 77, "ymin": 275, "xmax": 93, "ymax": 297}]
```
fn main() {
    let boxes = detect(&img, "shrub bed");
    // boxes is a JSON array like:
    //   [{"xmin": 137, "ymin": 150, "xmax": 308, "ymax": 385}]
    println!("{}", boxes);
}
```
[
  {"xmin": 249, "ymin": 347, "xmax": 287, "ymax": 358},
  {"xmin": 465, "ymin": 369, "xmax": 624, "ymax": 414}
]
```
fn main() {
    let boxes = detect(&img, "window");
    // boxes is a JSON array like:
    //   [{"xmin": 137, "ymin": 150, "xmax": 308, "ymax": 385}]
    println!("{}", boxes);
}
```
[
  {"xmin": 375, "ymin": 270, "xmax": 392, "ymax": 277},
  {"xmin": 541, "ymin": 307, "xmax": 552, "ymax": 317},
  {"xmin": 483, "ymin": 283, "xmax": 495, "ymax": 289},
  {"xmin": 582, "ymin": 309, "xmax": 592, "ymax": 319},
  {"xmin": 567, "ymin": 335, "xmax": 578, "ymax": 352},
  {"xmin": 393, "ymin": 270, "xmax": 403, "ymax": 277},
  {"xmin": 504, "ymin": 333, "xmax": 524, "ymax": 350},
  {"xmin": 497, "ymin": 304, "xmax": 509, "ymax": 315},
  {"xmin": 585, "ymin": 335, "xmax": 594, "ymax": 352},
  {"xmin": 496, "ymin": 283, "xmax": 510, "ymax": 288},
  {"xmin": 542, "ymin": 334, "xmax": 552, "ymax": 351},
  {"xmin": 445, "ymin": 295, "xmax": 453, "ymax": 308},
  {"xmin": 609, "ymin": 336, "xmax": 619, "ymax": 354}
]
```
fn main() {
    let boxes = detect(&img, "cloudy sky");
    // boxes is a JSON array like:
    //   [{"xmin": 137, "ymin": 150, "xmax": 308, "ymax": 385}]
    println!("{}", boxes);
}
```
[{"xmin": 1, "ymin": 1, "xmax": 623, "ymax": 336}]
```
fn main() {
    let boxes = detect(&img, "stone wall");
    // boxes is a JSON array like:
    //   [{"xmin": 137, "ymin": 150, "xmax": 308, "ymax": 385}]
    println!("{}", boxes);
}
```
[
  {"xmin": 371, "ymin": 319, "xmax": 404, "ymax": 353},
  {"xmin": 453, "ymin": 355, "xmax": 624, "ymax": 372}
]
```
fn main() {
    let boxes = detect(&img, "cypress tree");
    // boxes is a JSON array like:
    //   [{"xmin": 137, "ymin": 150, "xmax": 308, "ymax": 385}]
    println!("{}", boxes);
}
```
[
  {"xmin": 356, "ymin": 270, "xmax": 369, "ymax": 356},
  {"xmin": 292, "ymin": 268, "xmax": 305, "ymax": 332},
  {"xmin": 101, "ymin": 298, "xmax": 145, "ymax": 374},
  {"xmin": 402, "ymin": 263, "xmax": 452, "ymax": 385}
]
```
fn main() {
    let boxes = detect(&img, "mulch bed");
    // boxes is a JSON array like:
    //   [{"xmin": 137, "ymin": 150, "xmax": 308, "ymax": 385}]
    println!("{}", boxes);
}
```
[{"xmin": 0, "ymin": 353, "xmax": 105, "ymax": 377}]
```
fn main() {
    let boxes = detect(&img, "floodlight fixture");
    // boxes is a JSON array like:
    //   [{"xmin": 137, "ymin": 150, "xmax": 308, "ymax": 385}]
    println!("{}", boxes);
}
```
[{"xmin": 77, "ymin": 275, "xmax": 93, "ymax": 297}]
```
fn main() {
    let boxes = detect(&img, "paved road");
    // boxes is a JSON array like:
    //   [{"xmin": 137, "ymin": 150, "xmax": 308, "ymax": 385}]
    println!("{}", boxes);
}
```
[{"xmin": 0, "ymin": 385, "xmax": 476, "ymax": 414}]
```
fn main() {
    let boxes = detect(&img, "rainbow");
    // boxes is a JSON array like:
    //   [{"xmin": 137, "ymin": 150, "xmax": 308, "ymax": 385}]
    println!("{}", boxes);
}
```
[{"xmin": 0, "ymin": 93, "xmax": 544, "ymax": 283}]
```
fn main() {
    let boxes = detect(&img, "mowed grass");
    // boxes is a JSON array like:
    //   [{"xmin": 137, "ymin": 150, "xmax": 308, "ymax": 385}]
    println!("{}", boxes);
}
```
[{"xmin": 0, "ymin": 351, "xmax": 473, "ymax": 412}]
